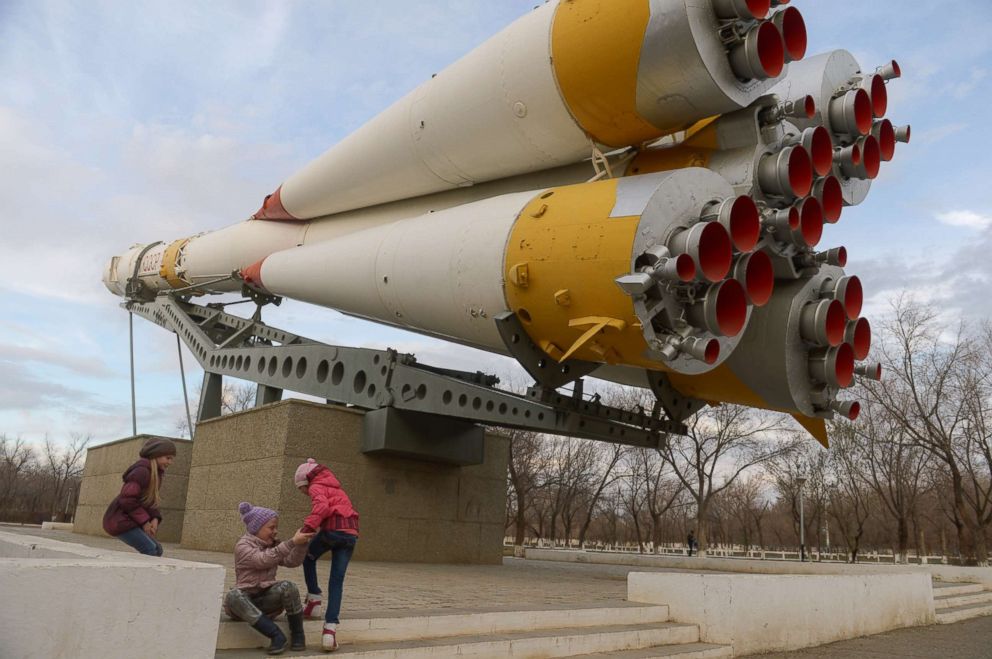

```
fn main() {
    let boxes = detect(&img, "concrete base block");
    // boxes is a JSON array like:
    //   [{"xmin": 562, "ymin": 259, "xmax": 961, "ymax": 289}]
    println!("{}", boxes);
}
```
[
  {"xmin": 0, "ymin": 531, "xmax": 224, "ymax": 659},
  {"xmin": 181, "ymin": 400, "xmax": 508, "ymax": 564},
  {"xmin": 74, "ymin": 435, "xmax": 192, "ymax": 543},
  {"xmin": 628, "ymin": 571, "xmax": 935, "ymax": 655}
]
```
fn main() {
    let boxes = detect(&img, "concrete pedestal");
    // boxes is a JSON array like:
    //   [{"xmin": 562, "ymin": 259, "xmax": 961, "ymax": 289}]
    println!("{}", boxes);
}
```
[
  {"xmin": 74, "ymin": 435, "xmax": 192, "ymax": 543},
  {"xmin": 181, "ymin": 400, "xmax": 509, "ymax": 564}
]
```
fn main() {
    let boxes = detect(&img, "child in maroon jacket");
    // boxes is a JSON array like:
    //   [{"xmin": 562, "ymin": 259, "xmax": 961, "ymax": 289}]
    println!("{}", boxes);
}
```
[
  {"xmin": 102, "ymin": 437, "xmax": 176, "ymax": 556},
  {"xmin": 295, "ymin": 458, "xmax": 360, "ymax": 652}
]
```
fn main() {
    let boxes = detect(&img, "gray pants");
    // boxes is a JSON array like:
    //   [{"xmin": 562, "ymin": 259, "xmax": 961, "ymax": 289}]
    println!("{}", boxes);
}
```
[{"xmin": 224, "ymin": 581, "xmax": 302, "ymax": 624}]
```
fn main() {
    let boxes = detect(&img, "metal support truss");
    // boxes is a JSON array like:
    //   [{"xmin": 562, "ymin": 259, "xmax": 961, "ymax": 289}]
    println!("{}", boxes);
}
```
[{"xmin": 127, "ymin": 295, "xmax": 682, "ymax": 448}]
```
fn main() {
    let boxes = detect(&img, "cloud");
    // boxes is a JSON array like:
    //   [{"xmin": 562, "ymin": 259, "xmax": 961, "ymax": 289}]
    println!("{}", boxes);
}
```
[
  {"xmin": 0, "ymin": 362, "xmax": 95, "ymax": 412},
  {"xmin": 916, "ymin": 123, "xmax": 968, "ymax": 146},
  {"xmin": 0, "ymin": 343, "xmax": 116, "ymax": 379},
  {"xmin": 935, "ymin": 210, "xmax": 992, "ymax": 230},
  {"xmin": 947, "ymin": 68, "xmax": 988, "ymax": 100}
]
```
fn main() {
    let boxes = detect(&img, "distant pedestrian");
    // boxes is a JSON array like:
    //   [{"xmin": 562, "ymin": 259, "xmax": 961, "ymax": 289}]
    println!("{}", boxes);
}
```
[
  {"xmin": 102, "ymin": 437, "xmax": 176, "ymax": 556},
  {"xmin": 224, "ymin": 502, "xmax": 315, "ymax": 655},
  {"xmin": 687, "ymin": 530, "xmax": 697, "ymax": 557},
  {"xmin": 295, "ymin": 458, "xmax": 360, "ymax": 652}
]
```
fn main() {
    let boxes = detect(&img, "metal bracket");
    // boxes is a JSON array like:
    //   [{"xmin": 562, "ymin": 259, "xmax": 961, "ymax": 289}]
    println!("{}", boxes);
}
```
[
  {"xmin": 128, "ymin": 296, "xmax": 684, "ymax": 448},
  {"xmin": 124, "ymin": 241, "xmax": 163, "ymax": 302},
  {"xmin": 494, "ymin": 311, "xmax": 599, "ymax": 391},
  {"xmin": 646, "ymin": 370, "xmax": 703, "ymax": 431}
]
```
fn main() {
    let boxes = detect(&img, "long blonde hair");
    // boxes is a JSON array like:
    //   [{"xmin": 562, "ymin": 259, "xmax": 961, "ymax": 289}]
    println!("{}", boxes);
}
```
[{"xmin": 142, "ymin": 460, "xmax": 161, "ymax": 508}]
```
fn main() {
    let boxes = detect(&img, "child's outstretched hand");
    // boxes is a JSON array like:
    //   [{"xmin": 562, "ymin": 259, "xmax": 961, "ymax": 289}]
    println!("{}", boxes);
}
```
[{"xmin": 292, "ymin": 528, "xmax": 316, "ymax": 546}]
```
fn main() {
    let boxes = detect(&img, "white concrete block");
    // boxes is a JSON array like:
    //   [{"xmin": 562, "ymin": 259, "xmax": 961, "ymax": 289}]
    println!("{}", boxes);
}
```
[
  {"xmin": 627, "ymin": 571, "xmax": 935, "ymax": 655},
  {"xmin": 0, "ymin": 531, "xmax": 225, "ymax": 659},
  {"xmin": 525, "ymin": 547, "xmax": 992, "ymax": 586},
  {"xmin": 41, "ymin": 521, "xmax": 75, "ymax": 531},
  {"xmin": 922, "ymin": 564, "xmax": 992, "ymax": 587}
]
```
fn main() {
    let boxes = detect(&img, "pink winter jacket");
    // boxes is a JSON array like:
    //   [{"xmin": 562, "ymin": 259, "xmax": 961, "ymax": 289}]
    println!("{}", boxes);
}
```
[
  {"xmin": 302, "ymin": 465, "xmax": 359, "ymax": 535},
  {"xmin": 232, "ymin": 532, "xmax": 307, "ymax": 594}
]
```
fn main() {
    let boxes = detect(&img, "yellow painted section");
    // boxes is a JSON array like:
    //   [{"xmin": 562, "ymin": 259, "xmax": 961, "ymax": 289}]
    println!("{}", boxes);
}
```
[
  {"xmin": 159, "ymin": 238, "xmax": 190, "ymax": 289},
  {"xmin": 504, "ymin": 179, "xmax": 664, "ymax": 369},
  {"xmin": 670, "ymin": 365, "xmax": 832, "ymax": 446},
  {"xmin": 626, "ymin": 145, "xmax": 714, "ymax": 177},
  {"xmin": 561, "ymin": 316, "xmax": 627, "ymax": 361},
  {"xmin": 682, "ymin": 117, "xmax": 721, "ymax": 148},
  {"xmin": 625, "ymin": 117, "xmax": 721, "ymax": 176},
  {"xmin": 551, "ymin": 0, "xmax": 661, "ymax": 148}
]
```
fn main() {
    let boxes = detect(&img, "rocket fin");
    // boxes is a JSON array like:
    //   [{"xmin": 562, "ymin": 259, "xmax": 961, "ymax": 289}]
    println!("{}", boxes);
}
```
[{"xmin": 792, "ymin": 413, "xmax": 829, "ymax": 448}]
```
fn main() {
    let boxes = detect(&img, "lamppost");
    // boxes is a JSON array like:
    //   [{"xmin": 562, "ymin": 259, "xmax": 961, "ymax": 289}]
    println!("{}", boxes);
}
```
[{"xmin": 797, "ymin": 475, "xmax": 807, "ymax": 562}]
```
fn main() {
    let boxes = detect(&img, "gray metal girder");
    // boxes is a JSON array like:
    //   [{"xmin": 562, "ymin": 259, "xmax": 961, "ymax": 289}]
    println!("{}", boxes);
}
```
[{"xmin": 127, "ymin": 296, "xmax": 676, "ymax": 448}]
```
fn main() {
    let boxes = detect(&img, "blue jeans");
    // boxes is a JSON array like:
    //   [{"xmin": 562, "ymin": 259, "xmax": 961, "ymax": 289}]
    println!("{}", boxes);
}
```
[
  {"xmin": 117, "ymin": 526, "xmax": 163, "ymax": 556},
  {"xmin": 303, "ymin": 530, "xmax": 357, "ymax": 624}
]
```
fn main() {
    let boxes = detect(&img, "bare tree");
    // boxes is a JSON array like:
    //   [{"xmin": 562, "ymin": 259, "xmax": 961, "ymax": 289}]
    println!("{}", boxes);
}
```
[
  {"xmin": 0, "ymin": 434, "xmax": 34, "ymax": 508},
  {"xmin": 957, "ymin": 323, "xmax": 992, "ymax": 564},
  {"xmin": 506, "ymin": 429, "xmax": 544, "ymax": 546},
  {"xmin": 619, "ymin": 458, "xmax": 649, "ymax": 552},
  {"xmin": 722, "ymin": 476, "xmax": 767, "ymax": 552},
  {"xmin": 853, "ymin": 399, "xmax": 931, "ymax": 562},
  {"xmin": 826, "ymin": 423, "xmax": 874, "ymax": 562},
  {"xmin": 863, "ymin": 296, "xmax": 985, "ymax": 564},
  {"xmin": 769, "ymin": 441, "xmax": 829, "ymax": 556},
  {"xmin": 623, "ymin": 447, "xmax": 684, "ymax": 552},
  {"xmin": 176, "ymin": 381, "xmax": 259, "ymax": 438},
  {"xmin": 577, "ymin": 443, "xmax": 625, "ymax": 547},
  {"xmin": 663, "ymin": 405, "xmax": 789, "ymax": 555},
  {"xmin": 42, "ymin": 434, "xmax": 90, "ymax": 521}
]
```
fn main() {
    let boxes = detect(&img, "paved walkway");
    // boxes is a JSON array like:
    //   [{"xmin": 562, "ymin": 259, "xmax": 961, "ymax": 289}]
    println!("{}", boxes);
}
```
[
  {"xmin": 750, "ymin": 615, "xmax": 992, "ymax": 658},
  {"xmin": 7, "ymin": 525, "xmax": 991, "ymax": 657},
  {"xmin": 1, "ymin": 525, "xmax": 695, "ymax": 616}
]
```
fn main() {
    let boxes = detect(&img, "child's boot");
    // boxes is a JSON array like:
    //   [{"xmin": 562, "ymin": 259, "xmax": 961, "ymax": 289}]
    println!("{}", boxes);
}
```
[
  {"xmin": 251, "ymin": 616, "xmax": 288, "ymax": 655},
  {"xmin": 287, "ymin": 611, "xmax": 306, "ymax": 651},
  {"xmin": 303, "ymin": 593, "xmax": 324, "ymax": 619}
]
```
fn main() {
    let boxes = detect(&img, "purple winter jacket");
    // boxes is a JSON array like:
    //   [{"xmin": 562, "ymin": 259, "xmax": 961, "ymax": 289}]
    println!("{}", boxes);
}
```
[{"xmin": 102, "ymin": 458, "xmax": 163, "ymax": 536}]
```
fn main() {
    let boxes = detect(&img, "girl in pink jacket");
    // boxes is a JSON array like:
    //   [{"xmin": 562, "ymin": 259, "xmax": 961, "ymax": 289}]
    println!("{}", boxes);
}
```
[{"xmin": 295, "ymin": 458, "xmax": 360, "ymax": 652}]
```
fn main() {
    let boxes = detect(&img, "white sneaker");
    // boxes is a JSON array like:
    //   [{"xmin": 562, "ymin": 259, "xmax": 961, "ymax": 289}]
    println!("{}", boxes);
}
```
[{"xmin": 321, "ymin": 627, "xmax": 338, "ymax": 652}]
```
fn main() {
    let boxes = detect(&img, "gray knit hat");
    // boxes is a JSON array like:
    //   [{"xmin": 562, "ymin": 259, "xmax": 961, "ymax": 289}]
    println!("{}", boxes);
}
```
[{"xmin": 139, "ymin": 437, "xmax": 177, "ymax": 459}]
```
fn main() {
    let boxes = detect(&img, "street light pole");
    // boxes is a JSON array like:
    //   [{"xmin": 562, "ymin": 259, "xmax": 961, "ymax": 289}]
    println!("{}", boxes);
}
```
[{"xmin": 797, "ymin": 475, "xmax": 807, "ymax": 562}]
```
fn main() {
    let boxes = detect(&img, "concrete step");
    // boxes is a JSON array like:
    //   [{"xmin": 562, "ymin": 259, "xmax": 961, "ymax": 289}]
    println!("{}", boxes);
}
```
[
  {"xmin": 255, "ymin": 622, "xmax": 702, "ymax": 658},
  {"xmin": 931, "ymin": 582, "xmax": 985, "ymax": 597},
  {"xmin": 935, "ymin": 601, "xmax": 992, "ymax": 624},
  {"xmin": 934, "ymin": 591, "xmax": 992, "ymax": 610},
  {"xmin": 572, "ymin": 642, "xmax": 733, "ymax": 658},
  {"xmin": 217, "ymin": 604, "xmax": 671, "ymax": 650}
]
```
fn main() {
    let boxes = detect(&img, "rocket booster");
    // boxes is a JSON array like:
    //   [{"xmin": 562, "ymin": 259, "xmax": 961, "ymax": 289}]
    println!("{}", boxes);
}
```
[
  {"xmin": 104, "ymin": 1, "xmax": 908, "ymax": 445},
  {"xmin": 254, "ymin": 0, "xmax": 802, "ymax": 221}
]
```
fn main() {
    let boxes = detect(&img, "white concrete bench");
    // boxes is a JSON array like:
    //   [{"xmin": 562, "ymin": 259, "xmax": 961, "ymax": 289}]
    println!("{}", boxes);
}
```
[{"xmin": 0, "ymin": 531, "xmax": 225, "ymax": 659}]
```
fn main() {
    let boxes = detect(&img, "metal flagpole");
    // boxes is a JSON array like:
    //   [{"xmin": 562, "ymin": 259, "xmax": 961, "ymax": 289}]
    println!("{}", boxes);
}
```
[
  {"xmin": 177, "ymin": 334, "xmax": 194, "ymax": 439},
  {"xmin": 129, "ymin": 312, "xmax": 137, "ymax": 436}
]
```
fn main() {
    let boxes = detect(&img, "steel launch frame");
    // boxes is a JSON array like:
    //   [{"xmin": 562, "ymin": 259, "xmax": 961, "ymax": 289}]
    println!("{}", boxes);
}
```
[{"xmin": 127, "ymin": 294, "xmax": 682, "ymax": 451}]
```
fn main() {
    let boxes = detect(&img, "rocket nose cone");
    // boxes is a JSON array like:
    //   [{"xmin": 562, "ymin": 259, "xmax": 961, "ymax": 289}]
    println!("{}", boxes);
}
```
[
  {"xmin": 103, "ymin": 255, "xmax": 126, "ymax": 296},
  {"xmin": 241, "ymin": 259, "xmax": 268, "ymax": 291}
]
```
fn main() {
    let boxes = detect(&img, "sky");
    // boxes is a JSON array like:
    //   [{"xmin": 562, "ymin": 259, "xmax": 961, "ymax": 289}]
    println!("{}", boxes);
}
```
[{"xmin": 0, "ymin": 0, "xmax": 990, "ymax": 447}]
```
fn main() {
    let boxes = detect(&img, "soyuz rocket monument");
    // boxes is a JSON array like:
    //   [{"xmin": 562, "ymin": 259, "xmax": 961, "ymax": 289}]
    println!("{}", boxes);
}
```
[{"xmin": 104, "ymin": 0, "xmax": 907, "ymax": 446}]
